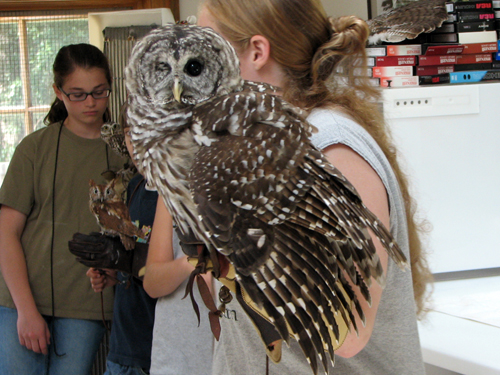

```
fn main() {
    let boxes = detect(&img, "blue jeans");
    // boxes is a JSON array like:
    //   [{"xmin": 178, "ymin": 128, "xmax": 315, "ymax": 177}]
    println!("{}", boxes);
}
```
[
  {"xmin": 0, "ymin": 306, "xmax": 106, "ymax": 375},
  {"xmin": 104, "ymin": 360, "xmax": 149, "ymax": 375}
]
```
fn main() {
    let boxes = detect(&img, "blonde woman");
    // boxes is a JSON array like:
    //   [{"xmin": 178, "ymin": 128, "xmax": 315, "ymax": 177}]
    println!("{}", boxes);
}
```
[{"xmin": 198, "ymin": 0, "xmax": 432, "ymax": 374}]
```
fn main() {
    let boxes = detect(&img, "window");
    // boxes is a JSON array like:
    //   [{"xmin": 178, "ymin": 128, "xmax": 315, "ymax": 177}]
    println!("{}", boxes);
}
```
[
  {"xmin": 0, "ymin": 11, "xmax": 89, "ymax": 182},
  {"xmin": 0, "ymin": 4, "xmax": 176, "ymax": 185}
]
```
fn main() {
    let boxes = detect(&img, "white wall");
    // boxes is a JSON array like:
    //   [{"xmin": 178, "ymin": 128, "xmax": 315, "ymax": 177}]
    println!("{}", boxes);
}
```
[
  {"xmin": 322, "ymin": 0, "xmax": 369, "ymax": 19},
  {"xmin": 180, "ymin": 0, "xmax": 199, "ymax": 20},
  {"xmin": 179, "ymin": 0, "xmax": 370, "ymax": 22}
]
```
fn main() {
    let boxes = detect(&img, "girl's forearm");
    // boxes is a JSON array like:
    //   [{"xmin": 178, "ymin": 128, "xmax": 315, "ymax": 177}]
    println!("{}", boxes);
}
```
[
  {"xmin": 0, "ymin": 207, "xmax": 38, "ymax": 317},
  {"xmin": 143, "ymin": 255, "xmax": 194, "ymax": 298}
]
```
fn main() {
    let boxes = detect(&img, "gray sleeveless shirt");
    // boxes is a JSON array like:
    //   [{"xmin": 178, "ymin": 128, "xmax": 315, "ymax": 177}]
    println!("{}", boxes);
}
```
[
  {"xmin": 150, "ymin": 230, "xmax": 213, "ymax": 375},
  {"xmin": 211, "ymin": 108, "xmax": 425, "ymax": 374}
]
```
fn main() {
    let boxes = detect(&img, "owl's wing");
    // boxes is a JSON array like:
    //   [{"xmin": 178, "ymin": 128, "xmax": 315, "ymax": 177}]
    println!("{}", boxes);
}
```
[
  {"xmin": 242, "ymin": 80, "xmax": 282, "ymax": 94},
  {"xmin": 94, "ymin": 201, "xmax": 143, "ymax": 238},
  {"xmin": 190, "ymin": 92, "xmax": 407, "ymax": 374},
  {"xmin": 366, "ymin": 0, "xmax": 448, "ymax": 45}
]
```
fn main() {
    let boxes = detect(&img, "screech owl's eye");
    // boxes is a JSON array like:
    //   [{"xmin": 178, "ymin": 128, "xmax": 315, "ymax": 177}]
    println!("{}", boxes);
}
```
[{"xmin": 185, "ymin": 59, "xmax": 203, "ymax": 77}]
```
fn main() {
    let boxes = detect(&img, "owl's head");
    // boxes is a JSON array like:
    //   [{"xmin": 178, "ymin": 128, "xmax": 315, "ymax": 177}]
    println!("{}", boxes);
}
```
[
  {"xmin": 89, "ymin": 179, "xmax": 116, "ymax": 203},
  {"xmin": 89, "ymin": 179, "xmax": 102, "ymax": 202},
  {"xmin": 125, "ymin": 24, "xmax": 243, "ymax": 108},
  {"xmin": 101, "ymin": 122, "xmax": 122, "ymax": 137}
]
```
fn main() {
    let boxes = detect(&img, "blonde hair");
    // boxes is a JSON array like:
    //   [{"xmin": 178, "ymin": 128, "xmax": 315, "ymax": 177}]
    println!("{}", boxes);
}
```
[{"xmin": 202, "ymin": 0, "xmax": 432, "ymax": 317}]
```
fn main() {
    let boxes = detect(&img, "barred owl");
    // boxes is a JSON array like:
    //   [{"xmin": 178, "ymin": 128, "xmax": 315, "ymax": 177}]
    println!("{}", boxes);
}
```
[
  {"xmin": 89, "ymin": 179, "xmax": 144, "ymax": 250},
  {"xmin": 367, "ymin": 0, "xmax": 448, "ymax": 44},
  {"xmin": 125, "ymin": 24, "xmax": 408, "ymax": 374}
]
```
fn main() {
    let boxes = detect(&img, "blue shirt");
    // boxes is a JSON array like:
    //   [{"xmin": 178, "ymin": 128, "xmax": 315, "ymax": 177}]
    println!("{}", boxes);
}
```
[{"xmin": 107, "ymin": 174, "xmax": 158, "ymax": 370}]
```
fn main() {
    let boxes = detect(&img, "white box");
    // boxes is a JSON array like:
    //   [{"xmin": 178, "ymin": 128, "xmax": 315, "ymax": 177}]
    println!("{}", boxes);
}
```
[
  {"xmin": 458, "ymin": 30, "xmax": 498, "ymax": 44},
  {"xmin": 88, "ymin": 8, "xmax": 175, "ymax": 50}
]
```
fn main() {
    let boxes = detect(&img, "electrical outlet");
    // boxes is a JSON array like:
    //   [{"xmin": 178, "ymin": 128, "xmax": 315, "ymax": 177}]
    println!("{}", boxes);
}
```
[
  {"xmin": 394, "ymin": 98, "xmax": 432, "ymax": 107},
  {"xmin": 382, "ymin": 85, "xmax": 479, "ymax": 119}
]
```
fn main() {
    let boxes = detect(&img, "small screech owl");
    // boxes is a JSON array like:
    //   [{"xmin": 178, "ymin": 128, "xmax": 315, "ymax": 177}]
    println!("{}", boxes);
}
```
[
  {"xmin": 89, "ymin": 179, "xmax": 144, "ymax": 250},
  {"xmin": 100, "ymin": 122, "xmax": 129, "ymax": 158}
]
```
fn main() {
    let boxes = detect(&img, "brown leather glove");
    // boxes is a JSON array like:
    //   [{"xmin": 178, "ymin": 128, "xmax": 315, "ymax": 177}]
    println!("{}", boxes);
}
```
[{"xmin": 69, "ymin": 232, "xmax": 148, "ymax": 280}]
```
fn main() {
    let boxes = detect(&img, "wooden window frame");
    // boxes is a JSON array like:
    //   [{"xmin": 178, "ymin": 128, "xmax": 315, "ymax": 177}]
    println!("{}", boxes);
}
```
[{"xmin": 0, "ymin": 1, "xmax": 179, "ymax": 21}]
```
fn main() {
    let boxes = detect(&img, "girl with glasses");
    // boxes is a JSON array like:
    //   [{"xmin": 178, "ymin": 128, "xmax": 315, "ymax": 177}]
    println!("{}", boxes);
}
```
[{"xmin": 0, "ymin": 43, "xmax": 126, "ymax": 374}]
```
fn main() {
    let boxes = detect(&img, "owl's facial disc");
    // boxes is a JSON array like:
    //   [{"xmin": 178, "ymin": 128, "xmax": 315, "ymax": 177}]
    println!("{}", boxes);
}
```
[{"xmin": 127, "ymin": 24, "xmax": 243, "ymax": 109}]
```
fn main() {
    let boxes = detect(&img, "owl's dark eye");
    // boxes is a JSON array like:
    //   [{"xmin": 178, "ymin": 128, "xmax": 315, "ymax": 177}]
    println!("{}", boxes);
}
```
[
  {"xmin": 156, "ymin": 62, "xmax": 171, "ymax": 73},
  {"xmin": 185, "ymin": 59, "xmax": 203, "ymax": 77}
]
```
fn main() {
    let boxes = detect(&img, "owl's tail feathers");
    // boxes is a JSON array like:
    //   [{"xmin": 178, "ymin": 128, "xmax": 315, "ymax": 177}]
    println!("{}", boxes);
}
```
[
  {"xmin": 117, "ymin": 226, "xmax": 147, "ymax": 251},
  {"xmin": 181, "ymin": 227, "xmax": 354, "ymax": 374},
  {"xmin": 119, "ymin": 234, "xmax": 136, "ymax": 251},
  {"xmin": 234, "ymin": 224, "xmax": 363, "ymax": 375},
  {"xmin": 118, "ymin": 220, "xmax": 148, "ymax": 242},
  {"xmin": 234, "ymin": 282, "xmax": 284, "ymax": 363}
]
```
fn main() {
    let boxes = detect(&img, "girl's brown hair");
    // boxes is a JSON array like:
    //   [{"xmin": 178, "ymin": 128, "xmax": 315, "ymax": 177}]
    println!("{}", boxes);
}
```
[
  {"xmin": 44, "ymin": 43, "xmax": 112, "ymax": 125},
  {"xmin": 203, "ymin": 0, "xmax": 432, "ymax": 317}
]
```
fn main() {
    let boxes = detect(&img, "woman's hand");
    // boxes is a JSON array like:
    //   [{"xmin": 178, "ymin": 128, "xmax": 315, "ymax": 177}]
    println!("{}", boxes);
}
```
[
  {"xmin": 17, "ymin": 307, "xmax": 50, "ymax": 355},
  {"xmin": 0, "ymin": 205, "xmax": 50, "ymax": 354},
  {"xmin": 86, "ymin": 268, "xmax": 117, "ymax": 292}
]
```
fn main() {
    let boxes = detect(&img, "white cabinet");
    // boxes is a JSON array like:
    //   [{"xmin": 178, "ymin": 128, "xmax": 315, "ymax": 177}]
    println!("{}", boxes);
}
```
[{"xmin": 383, "ymin": 83, "xmax": 500, "ymax": 274}]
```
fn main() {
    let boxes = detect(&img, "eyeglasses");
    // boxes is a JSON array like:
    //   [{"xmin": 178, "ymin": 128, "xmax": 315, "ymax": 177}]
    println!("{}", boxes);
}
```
[{"xmin": 59, "ymin": 87, "xmax": 111, "ymax": 102}]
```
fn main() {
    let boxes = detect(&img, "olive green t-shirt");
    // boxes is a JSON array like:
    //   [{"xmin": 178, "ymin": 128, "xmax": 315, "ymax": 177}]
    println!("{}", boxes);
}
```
[{"xmin": 0, "ymin": 122, "xmax": 127, "ymax": 320}]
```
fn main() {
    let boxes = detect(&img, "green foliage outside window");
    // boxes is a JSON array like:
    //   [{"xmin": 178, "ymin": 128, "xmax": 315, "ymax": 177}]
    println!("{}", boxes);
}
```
[
  {"xmin": 27, "ymin": 18, "xmax": 88, "ymax": 106},
  {"xmin": 0, "ymin": 23, "xmax": 22, "ymax": 108},
  {"xmin": 0, "ymin": 114, "xmax": 23, "ymax": 162}
]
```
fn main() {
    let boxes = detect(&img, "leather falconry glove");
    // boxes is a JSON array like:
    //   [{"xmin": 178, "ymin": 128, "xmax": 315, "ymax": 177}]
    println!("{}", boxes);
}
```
[{"xmin": 68, "ymin": 232, "xmax": 148, "ymax": 280}]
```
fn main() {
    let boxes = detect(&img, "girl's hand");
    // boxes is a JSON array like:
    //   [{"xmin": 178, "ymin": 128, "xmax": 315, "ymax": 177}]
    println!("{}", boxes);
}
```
[
  {"xmin": 86, "ymin": 268, "xmax": 117, "ymax": 292},
  {"xmin": 17, "ymin": 308, "xmax": 50, "ymax": 355}
]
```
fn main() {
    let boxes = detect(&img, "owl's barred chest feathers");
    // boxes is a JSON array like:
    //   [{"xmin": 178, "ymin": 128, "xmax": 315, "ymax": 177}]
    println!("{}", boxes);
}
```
[
  {"xmin": 133, "ymin": 89, "xmax": 314, "ymax": 251},
  {"xmin": 137, "ymin": 122, "xmax": 203, "ymax": 235}
]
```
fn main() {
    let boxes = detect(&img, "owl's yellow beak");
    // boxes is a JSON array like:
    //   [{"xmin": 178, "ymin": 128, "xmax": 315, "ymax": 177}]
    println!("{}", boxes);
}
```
[{"xmin": 173, "ymin": 78, "xmax": 183, "ymax": 102}]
